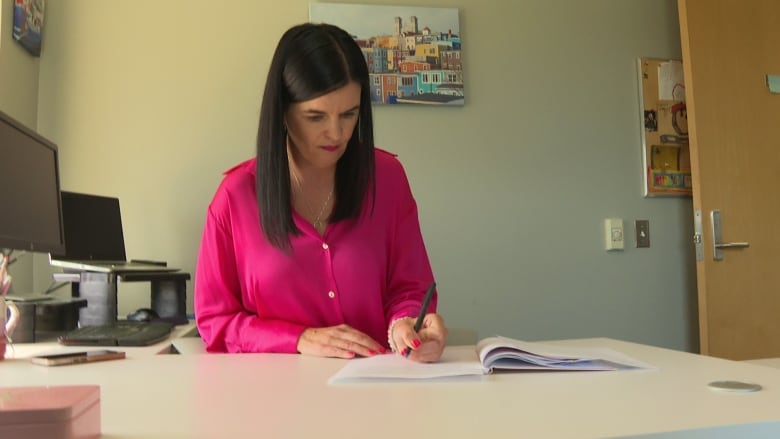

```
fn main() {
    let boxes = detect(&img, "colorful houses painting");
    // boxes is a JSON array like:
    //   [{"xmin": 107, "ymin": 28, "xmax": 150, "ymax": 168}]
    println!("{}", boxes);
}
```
[{"xmin": 309, "ymin": 3, "xmax": 464, "ymax": 106}]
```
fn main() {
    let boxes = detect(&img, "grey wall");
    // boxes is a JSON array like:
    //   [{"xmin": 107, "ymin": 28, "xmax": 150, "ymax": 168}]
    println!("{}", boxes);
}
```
[{"xmin": 13, "ymin": 0, "xmax": 697, "ymax": 351}]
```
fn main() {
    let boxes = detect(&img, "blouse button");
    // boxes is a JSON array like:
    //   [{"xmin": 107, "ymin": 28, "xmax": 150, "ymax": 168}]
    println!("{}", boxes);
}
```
[
  {"xmin": 322, "ymin": 243, "xmax": 329, "ymax": 250},
  {"xmin": 328, "ymin": 291, "xmax": 335, "ymax": 299}
]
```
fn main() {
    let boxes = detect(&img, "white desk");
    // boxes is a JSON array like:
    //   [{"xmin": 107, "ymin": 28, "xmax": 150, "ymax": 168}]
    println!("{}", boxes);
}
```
[{"xmin": 2, "ymin": 338, "xmax": 780, "ymax": 438}]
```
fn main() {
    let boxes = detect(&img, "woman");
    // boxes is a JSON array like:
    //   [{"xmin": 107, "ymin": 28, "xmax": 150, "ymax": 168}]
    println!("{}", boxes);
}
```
[{"xmin": 195, "ymin": 23, "xmax": 447, "ymax": 362}]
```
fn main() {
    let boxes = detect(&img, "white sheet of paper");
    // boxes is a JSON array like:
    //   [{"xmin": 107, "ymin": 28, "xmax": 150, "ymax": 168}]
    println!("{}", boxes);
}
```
[
  {"xmin": 658, "ymin": 60, "xmax": 685, "ymax": 101},
  {"xmin": 328, "ymin": 346, "xmax": 485, "ymax": 383}
]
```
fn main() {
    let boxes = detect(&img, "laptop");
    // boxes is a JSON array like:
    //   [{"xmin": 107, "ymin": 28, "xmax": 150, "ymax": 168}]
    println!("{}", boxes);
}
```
[{"xmin": 48, "ymin": 191, "xmax": 179, "ymax": 273}]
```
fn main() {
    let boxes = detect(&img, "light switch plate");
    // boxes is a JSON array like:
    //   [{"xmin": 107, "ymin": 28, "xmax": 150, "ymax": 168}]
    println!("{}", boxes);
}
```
[
  {"xmin": 605, "ymin": 218, "xmax": 624, "ymax": 251},
  {"xmin": 636, "ymin": 219, "xmax": 650, "ymax": 248}
]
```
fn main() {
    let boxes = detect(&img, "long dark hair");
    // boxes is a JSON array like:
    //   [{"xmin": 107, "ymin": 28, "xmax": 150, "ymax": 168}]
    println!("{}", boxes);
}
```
[{"xmin": 256, "ymin": 23, "xmax": 375, "ymax": 250}]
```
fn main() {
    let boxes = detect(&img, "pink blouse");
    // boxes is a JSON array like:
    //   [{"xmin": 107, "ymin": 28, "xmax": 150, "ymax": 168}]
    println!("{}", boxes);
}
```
[{"xmin": 194, "ymin": 149, "xmax": 437, "ymax": 353}]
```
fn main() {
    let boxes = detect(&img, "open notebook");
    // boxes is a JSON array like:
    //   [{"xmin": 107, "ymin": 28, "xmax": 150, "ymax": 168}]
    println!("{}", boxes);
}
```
[
  {"xmin": 48, "ymin": 191, "xmax": 178, "ymax": 273},
  {"xmin": 329, "ymin": 336, "xmax": 654, "ymax": 383}
]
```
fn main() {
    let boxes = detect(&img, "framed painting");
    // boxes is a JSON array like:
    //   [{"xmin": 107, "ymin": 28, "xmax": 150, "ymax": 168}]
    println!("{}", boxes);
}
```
[
  {"xmin": 310, "ymin": 2, "xmax": 463, "ymax": 106},
  {"xmin": 13, "ymin": 0, "xmax": 45, "ymax": 57}
]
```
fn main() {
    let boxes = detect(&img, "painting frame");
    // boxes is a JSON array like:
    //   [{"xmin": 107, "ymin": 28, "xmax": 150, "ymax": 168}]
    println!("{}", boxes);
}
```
[
  {"xmin": 310, "ymin": 2, "xmax": 464, "ymax": 106},
  {"xmin": 13, "ymin": 0, "xmax": 46, "ymax": 57}
]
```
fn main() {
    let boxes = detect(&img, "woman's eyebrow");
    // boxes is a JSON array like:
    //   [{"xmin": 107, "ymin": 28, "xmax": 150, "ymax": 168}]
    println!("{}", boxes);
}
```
[
  {"xmin": 301, "ymin": 105, "xmax": 360, "ymax": 116},
  {"xmin": 341, "ymin": 105, "xmax": 360, "ymax": 114}
]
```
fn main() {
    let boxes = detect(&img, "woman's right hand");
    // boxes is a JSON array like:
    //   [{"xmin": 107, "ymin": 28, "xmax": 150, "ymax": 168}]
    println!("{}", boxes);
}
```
[
  {"xmin": 390, "ymin": 313, "xmax": 447, "ymax": 362},
  {"xmin": 297, "ymin": 324, "xmax": 386, "ymax": 359}
]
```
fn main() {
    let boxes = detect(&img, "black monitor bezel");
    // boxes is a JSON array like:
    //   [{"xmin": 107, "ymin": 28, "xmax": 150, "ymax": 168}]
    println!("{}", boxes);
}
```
[{"xmin": 0, "ymin": 110, "xmax": 66, "ymax": 254}]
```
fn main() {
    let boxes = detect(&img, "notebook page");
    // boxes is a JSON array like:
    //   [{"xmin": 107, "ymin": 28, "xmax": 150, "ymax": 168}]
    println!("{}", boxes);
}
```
[{"xmin": 328, "ymin": 345, "xmax": 485, "ymax": 383}]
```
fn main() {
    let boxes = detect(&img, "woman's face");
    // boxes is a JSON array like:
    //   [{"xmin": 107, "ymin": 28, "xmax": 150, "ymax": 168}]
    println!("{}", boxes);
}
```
[{"xmin": 285, "ymin": 81, "xmax": 361, "ymax": 171}]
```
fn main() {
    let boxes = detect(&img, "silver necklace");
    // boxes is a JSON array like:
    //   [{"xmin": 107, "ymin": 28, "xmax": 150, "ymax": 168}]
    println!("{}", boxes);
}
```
[
  {"xmin": 311, "ymin": 189, "xmax": 333, "ymax": 232},
  {"xmin": 293, "ymin": 173, "xmax": 333, "ymax": 232}
]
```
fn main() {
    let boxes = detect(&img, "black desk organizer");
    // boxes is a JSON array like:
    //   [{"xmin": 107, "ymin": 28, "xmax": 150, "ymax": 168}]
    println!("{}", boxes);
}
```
[{"xmin": 60, "ymin": 271, "xmax": 190, "ymax": 326}]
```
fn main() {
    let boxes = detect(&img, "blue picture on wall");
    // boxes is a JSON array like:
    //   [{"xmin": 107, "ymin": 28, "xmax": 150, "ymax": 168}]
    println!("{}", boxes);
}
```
[
  {"xmin": 310, "ymin": 3, "xmax": 464, "ymax": 106},
  {"xmin": 13, "ymin": 0, "xmax": 45, "ymax": 57}
]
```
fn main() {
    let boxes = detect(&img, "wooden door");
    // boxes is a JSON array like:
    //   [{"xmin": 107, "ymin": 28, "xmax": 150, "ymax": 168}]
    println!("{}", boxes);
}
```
[{"xmin": 679, "ymin": 0, "xmax": 780, "ymax": 360}]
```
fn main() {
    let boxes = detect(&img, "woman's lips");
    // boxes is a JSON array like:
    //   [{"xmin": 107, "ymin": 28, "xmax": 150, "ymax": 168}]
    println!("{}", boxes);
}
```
[{"xmin": 321, "ymin": 145, "xmax": 339, "ymax": 152}]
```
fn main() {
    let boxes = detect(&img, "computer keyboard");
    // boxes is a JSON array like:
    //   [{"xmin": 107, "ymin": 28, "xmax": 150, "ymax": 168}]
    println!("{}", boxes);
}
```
[{"xmin": 58, "ymin": 321, "xmax": 175, "ymax": 346}]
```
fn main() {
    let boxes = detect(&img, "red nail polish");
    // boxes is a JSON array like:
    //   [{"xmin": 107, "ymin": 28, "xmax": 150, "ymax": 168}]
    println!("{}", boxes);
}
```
[
  {"xmin": 400, "ymin": 348, "xmax": 408, "ymax": 356},
  {"xmin": 368, "ymin": 350, "xmax": 377, "ymax": 356},
  {"xmin": 379, "ymin": 347, "xmax": 387, "ymax": 354},
  {"xmin": 413, "ymin": 339, "xmax": 421, "ymax": 348}
]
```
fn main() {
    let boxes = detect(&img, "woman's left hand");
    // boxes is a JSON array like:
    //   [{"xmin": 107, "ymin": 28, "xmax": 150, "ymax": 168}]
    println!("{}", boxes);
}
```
[{"xmin": 391, "ymin": 313, "xmax": 448, "ymax": 363}]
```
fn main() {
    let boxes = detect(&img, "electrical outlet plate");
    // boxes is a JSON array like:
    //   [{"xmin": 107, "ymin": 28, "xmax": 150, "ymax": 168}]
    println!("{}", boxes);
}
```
[{"xmin": 636, "ymin": 220, "xmax": 650, "ymax": 248}]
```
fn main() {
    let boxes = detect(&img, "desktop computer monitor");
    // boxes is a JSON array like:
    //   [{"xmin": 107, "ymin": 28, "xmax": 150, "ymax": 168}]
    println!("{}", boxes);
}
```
[{"xmin": 0, "ymin": 110, "xmax": 66, "ymax": 254}]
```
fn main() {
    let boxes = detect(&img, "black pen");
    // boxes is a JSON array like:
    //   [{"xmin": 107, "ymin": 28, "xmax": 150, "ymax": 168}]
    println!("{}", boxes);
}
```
[{"xmin": 405, "ymin": 281, "xmax": 436, "ymax": 358}]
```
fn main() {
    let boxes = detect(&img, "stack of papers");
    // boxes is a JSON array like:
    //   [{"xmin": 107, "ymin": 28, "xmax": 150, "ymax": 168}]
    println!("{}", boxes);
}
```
[{"xmin": 329, "ymin": 336, "xmax": 653, "ymax": 383}]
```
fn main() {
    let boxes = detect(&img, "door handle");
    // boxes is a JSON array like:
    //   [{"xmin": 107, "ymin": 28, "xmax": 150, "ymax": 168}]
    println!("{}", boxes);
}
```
[
  {"xmin": 714, "ymin": 242, "xmax": 750, "ymax": 249},
  {"xmin": 711, "ymin": 210, "xmax": 750, "ymax": 261}
]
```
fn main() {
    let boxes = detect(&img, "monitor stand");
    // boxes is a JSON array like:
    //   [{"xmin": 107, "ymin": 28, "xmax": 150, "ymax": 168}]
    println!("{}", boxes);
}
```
[{"xmin": 5, "ymin": 295, "xmax": 87, "ymax": 343}]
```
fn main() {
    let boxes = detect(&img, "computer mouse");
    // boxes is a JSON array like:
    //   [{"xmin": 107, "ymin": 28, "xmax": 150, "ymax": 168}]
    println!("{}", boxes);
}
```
[{"xmin": 126, "ymin": 307, "xmax": 160, "ymax": 322}]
